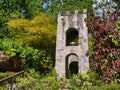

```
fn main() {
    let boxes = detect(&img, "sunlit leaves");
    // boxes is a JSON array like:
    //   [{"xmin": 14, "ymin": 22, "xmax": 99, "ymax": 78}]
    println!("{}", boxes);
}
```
[
  {"xmin": 0, "ymin": 38, "xmax": 53, "ymax": 72},
  {"xmin": 7, "ymin": 13, "xmax": 56, "ymax": 50},
  {"xmin": 0, "ymin": 0, "xmax": 44, "ymax": 38}
]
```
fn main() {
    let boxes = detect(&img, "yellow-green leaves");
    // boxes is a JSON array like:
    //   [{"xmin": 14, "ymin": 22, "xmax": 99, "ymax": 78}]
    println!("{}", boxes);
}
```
[
  {"xmin": 7, "ymin": 13, "xmax": 56, "ymax": 49},
  {"xmin": 116, "ymin": 21, "xmax": 120, "ymax": 31}
]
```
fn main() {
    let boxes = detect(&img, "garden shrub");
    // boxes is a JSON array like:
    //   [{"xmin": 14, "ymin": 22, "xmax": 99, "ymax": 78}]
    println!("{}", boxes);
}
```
[
  {"xmin": 0, "ymin": 86, "xmax": 7, "ymax": 90},
  {"xmin": 0, "ymin": 71, "xmax": 15, "ymax": 79},
  {"xmin": 87, "ymin": 69, "xmax": 103, "ymax": 86},
  {"xmin": 0, "ymin": 38, "xmax": 54, "ymax": 73},
  {"xmin": 36, "ymin": 70, "xmax": 60, "ymax": 90},
  {"xmin": 16, "ymin": 72, "xmax": 38, "ymax": 90},
  {"xmin": 88, "ymin": 84, "xmax": 120, "ymax": 90},
  {"xmin": 85, "ymin": 11, "xmax": 120, "ymax": 83},
  {"xmin": 0, "ymin": 72, "xmax": 4, "ymax": 79},
  {"xmin": 27, "ymin": 68, "xmax": 40, "ymax": 78},
  {"xmin": 16, "ymin": 76, "xmax": 36, "ymax": 90},
  {"xmin": 68, "ymin": 73, "xmax": 92, "ymax": 90}
]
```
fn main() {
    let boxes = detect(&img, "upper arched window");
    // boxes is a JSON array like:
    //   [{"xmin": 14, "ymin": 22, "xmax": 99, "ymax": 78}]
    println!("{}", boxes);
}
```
[{"xmin": 66, "ymin": 28, "xmax": 79, "ymax": 46}]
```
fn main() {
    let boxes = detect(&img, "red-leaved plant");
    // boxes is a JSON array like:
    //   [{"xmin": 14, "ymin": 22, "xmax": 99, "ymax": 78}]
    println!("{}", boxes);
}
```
[{"xmin": 85, "ymin": 11, "xmax": 120, "ymax": 84}]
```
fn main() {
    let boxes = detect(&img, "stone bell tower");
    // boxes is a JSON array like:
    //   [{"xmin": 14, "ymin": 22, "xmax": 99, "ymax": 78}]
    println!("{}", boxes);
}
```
[{"xmin": 55, "ymin": 9, "xmax": 89, "ymax": 77}]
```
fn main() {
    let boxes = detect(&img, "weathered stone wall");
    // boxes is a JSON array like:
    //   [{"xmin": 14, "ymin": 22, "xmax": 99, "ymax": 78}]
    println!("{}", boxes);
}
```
[{"xmin": 55, "ymin": 9, "xmax": 89, "ymax": 77}]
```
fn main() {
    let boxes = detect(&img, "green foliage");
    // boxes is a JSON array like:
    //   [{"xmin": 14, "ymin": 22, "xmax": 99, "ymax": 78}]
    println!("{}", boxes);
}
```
[
  {"xmin": 19, "ymin": 46, "xmax": 40, "ymax": 69},
  {"xmin": 0, "ymin": 71, "xmax": 15, "ymax": 79},
  {"xmin": 88, "ymin": 84, "xmax": 120, "ymax": 90},
  {"xmin": 0, "ymin": 71, "xmax": 15, "ymax": 88},
  {"xmin": 93, "ymin": 0, "xmax": 117, "ymax": 18},
  {"xmin": 37, "ymin": 76, "xmax": 60, "ymax": 90},
  {"xmin": 36, "ymin": 70, "xmax": 60, "ymax": 90},
  {"xmin": 0, "ymin": 38, "xmax": 39, "ymax": 60},
  {"xmin": 6, "ymin": 13, "xmax": 56, "ymax": 72},
  {"xmin": 16, "ymin": 69, "xmax": 41, "ymax": 90},
  {"xmin": 68, "ymin": 73, "xmax": 92, "ymax": 90},
  {"xmin": 1, "ymin": 70, "xmax": 119, "ymax": 90},
  {"xmin": 70, "ymin": 38, "xmax": 79, "ymax": 46},
  {"xmin": 7, "ymin": 13, "xmax": 56, "ymax": 53},
  {"xmin": 0, "ymin": 0, "xmax": 44, "ymax": 38},
  {"xmin": 0, "ymin": 0, "xmax": 24, "ymax": 18},
  {"xmin": 112, "ymin": 0, "xmax": 120, "ymax": 11},
  {"xmin": 67, "ymin": 71, "xmax": 120, "ymax": 90},
  {"xmin": 109, "ymin": 34, "xmax": 120, "ymax": 47},
  {"xmin": 0, "ymin": 72, "xmax": 4, "ymax": 79},
  {"xmin": 0, "ymin": 70, "xmax": 40, "ymax": 90},
  {"xmin": 42, "ymin": 0, "xmax": 93, "ymax": 15},
  {"xmin": 0, "ymin": 0, "xmax": 24, "ymax": 38},
  {"xmin": 0, "ymin": 39, "xmax": 17, "ymax": 57},
  {"xmin": 116, "ymin": 21, "xmax": 120, "ymax": 31},
  {"xmin": 28, "ymin": 68, "xmax": 40, "ymax": 78},
  {"xmin": 23, "ymin": 0, "xmax": 43, "ymax": 18},
  {"xmin": 108, "ymin": 21, "xmax": 120, "ymax": 47},
  {"xmin": 0, "ymin": 38, "xmax": 53, "ymax": 72},
  {"xmin": 0, "ymin": 86, "xmax": 7, "ymax": 90},
  {"xmin": 16, "ymin": 75, "xmax": 37, "ymax": 90},
  {"xmin": 3, "ymin": 71, "xmax": 15, "ymax": 77},
  {"xmin": 87, "ymin": 70, "xmax": 103, "ymax": 86},
  {"xmin": 0, "ymin": 72, "xmax": 14, "ymax": 77},
  {"xmin": 88, "ymin": 36, "xmax": 93, "ymax": 54}
]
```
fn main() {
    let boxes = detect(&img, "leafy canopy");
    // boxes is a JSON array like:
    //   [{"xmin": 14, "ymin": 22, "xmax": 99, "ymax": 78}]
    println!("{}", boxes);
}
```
[
  {"xmin": 42, "ymin": 0, "xmax": 93, "ymax": 15},
  {"xmin": 7, "ymin": 13, "xmax": 56, "ymax": 50}
]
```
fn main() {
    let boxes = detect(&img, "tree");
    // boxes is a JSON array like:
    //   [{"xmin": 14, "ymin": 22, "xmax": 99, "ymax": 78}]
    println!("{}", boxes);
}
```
[
  {"xmin": 112, "ymin": 0, "xmax": 120, "ymax": 11},
  {"xmin": 0, "ymin": 0, "xmax": 23, "ymax": 38},
  {"xmin": 41, "ymin": 0, "xmax": 93, "ymax": 15},
  {"xmin": 93, "ymin": 0, "xmax": 118, "ymax": 18},
  {"xmin": 0, "ymin": 0, "xmax": 43, "ymax": 38},
  {"xmin": 85, "ymin": 11, "xmax": 120, "ymax": 83},
  {"xmin": 7, "ymin": 12, "xmax": 56, "ymax": 57},
  {"xmin": 93, "ymin": 0, "xmax": 120, "ymax": 19},
  {"xmin": 0, "ymin": 38, "xmax": 53, "ymax": 72}
]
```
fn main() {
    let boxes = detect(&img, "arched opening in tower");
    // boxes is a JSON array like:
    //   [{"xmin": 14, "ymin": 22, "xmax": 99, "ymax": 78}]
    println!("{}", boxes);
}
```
[
  {"xmin": 65, "ymin": 54, "xmax": 79, "ymax": 78},
  {"xmin": 66, "ymin": 28, "xmax": 79, "ymax": 46},
  {"xmin": 69, "ymin": 61, "xmax": 78, "ymax": 76}
]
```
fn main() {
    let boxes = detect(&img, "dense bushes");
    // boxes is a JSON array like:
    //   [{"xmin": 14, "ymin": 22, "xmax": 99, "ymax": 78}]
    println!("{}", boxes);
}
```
[
  {"xmin": 0, "ymin": 71, "xmax": 15, "ymax": 79},
  {"xmin": 36, "ymin": 70, "xmax": 120, "ymax": 90},
  {"xmin": 0, "ymin": 69, "xmax": 120, "ymax": 90},
  {"xmin": 36, "ymin": 72, "xmax": 60, "ymax": 90},
  {"xmin": 16, "ymin": 74, "xmax": 37, "ymax": 90},
  {"xmin": 85, "ymin": 11, "xmax": 120, "ymax": 83},
  {"xmin": 0, "ymin": 38, "xmax": 53, "ymax": 73}
]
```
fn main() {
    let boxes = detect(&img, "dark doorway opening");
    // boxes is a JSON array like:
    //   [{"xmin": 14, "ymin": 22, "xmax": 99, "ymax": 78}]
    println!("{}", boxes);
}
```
[
  {"xmin": 69, "ymin": 61, "xmax": 78, "ymax": 76},
  {"xmin": 65, "ymin": 54, "xmax": 79, "ymax": 78}
]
